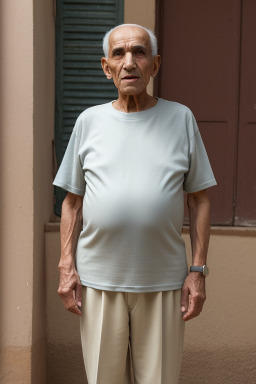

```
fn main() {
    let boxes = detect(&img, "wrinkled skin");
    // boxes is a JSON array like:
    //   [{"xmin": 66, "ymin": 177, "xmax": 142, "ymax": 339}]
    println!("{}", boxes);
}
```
[
  {"xmin": 181, "ymin": 190, "xmax": 210, "ymax": 321},
  {"xmin": 58, "ymin": 193, "xmax": 83, "ymax": 316},
  {"xmin": 101, "ymin": 26, "xmax": 161, "ymax": 113}
]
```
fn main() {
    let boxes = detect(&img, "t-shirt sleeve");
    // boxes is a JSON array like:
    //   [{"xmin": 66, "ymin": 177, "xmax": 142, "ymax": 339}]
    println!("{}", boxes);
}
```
[
  {"xmin": 183, "ymin": 111, "xmax": 217, "ymax": 193},
  {"xmin": 53, "ymin": 117, "xmax": 86, "ymax": 196}
]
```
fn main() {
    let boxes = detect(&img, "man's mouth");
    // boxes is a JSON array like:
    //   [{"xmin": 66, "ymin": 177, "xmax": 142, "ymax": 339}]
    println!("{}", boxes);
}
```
[{"xmin": 122, "ymin": 75, "xmax": 140, "ymax": 80}]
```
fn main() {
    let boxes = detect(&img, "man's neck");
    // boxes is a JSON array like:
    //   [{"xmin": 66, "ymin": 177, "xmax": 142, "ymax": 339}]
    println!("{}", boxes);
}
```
[{"xmin": 112, "ymin": 92, "xmax": 158, "ymax": 113}]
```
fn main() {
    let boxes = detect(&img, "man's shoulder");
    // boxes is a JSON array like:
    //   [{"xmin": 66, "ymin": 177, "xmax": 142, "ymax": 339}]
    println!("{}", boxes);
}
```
[
  {"xmin": 77, "ymin": 102, "xmax": 111, "ymax": 121},
  {"xmin": 158, "ymin": 98, "xmax": 192, "ymax": 116},
  {"xmin": 72, "ymin": 102, "xmax": 112, "ymax": 139},
  {"xmin": 157, "ymin": 99, "xmax": 197, "ymax": 137}
]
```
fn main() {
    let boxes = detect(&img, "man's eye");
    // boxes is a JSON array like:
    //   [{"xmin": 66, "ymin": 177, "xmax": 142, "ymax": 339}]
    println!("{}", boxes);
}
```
[
  {"xmin": 136, "ymin": 50, "xmax": 145, "ymax": 55},
  {"xmin": 113, "ymin": 51, "xmax": 122, "ymax": 56}
]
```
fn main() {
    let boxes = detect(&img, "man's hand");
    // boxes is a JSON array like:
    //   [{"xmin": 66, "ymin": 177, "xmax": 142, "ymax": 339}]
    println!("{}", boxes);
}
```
[
  {"xmin": 58, "ymin": 264, "xmax": 82, "ymax": 316},
  {"xmin": 180, "ymin": 272, "xmax": 206, "ymax": 321}
]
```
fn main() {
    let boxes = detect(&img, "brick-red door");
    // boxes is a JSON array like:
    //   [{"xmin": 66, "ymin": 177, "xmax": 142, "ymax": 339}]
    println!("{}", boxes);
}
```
[{"xmin": 156, "ymin": 0, "xmax": 256, "ymax": 226}]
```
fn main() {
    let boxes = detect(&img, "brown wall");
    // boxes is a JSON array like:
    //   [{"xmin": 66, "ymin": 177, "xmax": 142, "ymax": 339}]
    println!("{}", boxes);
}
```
[
  {"xmin": 181, "ymin": 228, "xmax": 256, "ymax": 383},
  {"xmin": 0, "ymin": 0, "xmax": 55, "ymax": 383},
  {"xmin": 0, "ymin": 1, "xmax": 34, "ymax": 381}
]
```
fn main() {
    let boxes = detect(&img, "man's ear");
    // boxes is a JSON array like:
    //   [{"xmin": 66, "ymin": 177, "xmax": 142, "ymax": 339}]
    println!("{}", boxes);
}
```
[
  {"xmin": 101, "ymin": 57, "xmax": 113, "ymax": 79},
  {"xmin": 151, "ymin": 55, "xmax": 161, "ymax": 78}
]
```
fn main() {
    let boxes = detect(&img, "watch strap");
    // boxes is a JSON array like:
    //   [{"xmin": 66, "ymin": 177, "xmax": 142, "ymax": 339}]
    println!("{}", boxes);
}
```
[{"xmin": 190, "ymin": 266, "xmax": 204, "ymax": 273}]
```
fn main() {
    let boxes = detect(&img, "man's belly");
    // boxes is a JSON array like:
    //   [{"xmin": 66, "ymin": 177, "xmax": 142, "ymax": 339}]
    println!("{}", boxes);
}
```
[{"xmin": 83, "ymin": 182, "xmax": 183, "ymax": 233}]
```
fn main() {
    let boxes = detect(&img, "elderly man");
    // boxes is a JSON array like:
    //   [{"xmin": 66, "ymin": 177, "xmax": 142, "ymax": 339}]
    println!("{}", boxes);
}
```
[{"xmin": 53, "ymin": 23, "xmax": 216, "ymax": 384}]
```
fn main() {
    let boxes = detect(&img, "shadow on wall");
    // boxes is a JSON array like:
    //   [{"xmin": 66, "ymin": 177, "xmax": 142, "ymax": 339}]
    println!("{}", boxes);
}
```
[{"xmin": 47, "ymin": 342, "xmax": 86, "ymax": 384}]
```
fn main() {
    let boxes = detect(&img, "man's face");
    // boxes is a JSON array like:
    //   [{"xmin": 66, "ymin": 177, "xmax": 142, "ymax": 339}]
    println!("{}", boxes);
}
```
[{"xmin": 101, "ymin": 26, "xmax": 160, "ymax": 96}]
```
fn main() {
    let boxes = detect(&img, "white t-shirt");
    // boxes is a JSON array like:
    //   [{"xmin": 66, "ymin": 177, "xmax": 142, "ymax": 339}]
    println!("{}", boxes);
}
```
[{"xmin": 53, "ymin": 98, "xmax": 217, "ymax": 292}]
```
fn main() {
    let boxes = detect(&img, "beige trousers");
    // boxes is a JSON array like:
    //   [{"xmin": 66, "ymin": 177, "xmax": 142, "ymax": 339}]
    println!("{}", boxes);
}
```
[{"xmin": 80, "ymin": 287, "xmax": 185, "ymax": 384}]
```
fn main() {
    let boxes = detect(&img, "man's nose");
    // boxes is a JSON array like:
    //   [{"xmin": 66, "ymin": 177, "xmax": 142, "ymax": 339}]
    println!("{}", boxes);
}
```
[{"xmin": 123, "ymin": 52, "xmax": 136, "ymax": 70}]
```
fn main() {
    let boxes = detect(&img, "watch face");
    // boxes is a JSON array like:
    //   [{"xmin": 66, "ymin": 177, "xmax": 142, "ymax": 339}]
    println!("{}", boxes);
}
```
[{"xmin": 203, "ymin": 265, "xmax": 209, "ymax": 276}]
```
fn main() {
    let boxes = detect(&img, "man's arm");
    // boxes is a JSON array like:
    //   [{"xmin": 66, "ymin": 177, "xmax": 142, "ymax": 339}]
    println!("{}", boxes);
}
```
[
  {"xmin": 57, "ymin": 192, "xmax": 84, "ymax": 316},
  {"xmin": 181, "ymin": 189, "xmax": 211, "ymax": 321}
]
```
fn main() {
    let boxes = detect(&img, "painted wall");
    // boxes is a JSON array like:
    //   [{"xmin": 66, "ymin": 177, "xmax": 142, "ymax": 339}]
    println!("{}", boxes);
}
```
[
  {"xmin": 0, "ymin": 0, "xmax": 55, "ymax": 383},
  {"xmin": 181, "ymin": 229, "xmax": 256, "ymax": 383},
  {"xmin": 0, "ymin": 1, "xmax": 34, "ymax": 382}
]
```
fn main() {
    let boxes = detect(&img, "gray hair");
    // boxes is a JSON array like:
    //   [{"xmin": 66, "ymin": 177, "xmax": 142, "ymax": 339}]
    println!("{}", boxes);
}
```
[{"xmin": 103, "ymin": 23, "xmax": 158, "ymax": 57}]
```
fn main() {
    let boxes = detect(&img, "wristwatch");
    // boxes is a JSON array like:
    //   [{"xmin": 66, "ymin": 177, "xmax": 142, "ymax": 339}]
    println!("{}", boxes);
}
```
[{"xmin": 190, "ymin": 265, "xmax": 209, "ymax": 277}]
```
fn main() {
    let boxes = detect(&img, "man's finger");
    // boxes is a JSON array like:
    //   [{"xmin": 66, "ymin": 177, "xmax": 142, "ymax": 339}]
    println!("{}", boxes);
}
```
[
  {"xmin": 183, "ymin": 294, "xmax": 205, "ymax": 321},
  {"xmin": 75, "ymin": 281, "xmax": 83, "ymax": 308},
  {"xmin": 63, "ymin": 294, "xmax": 82, "ymax": 316},
  {"xmin": 58, "ymin": 287, "xmax": 82, "ymax": 316},
  {"xmin": 67, "ymin": 303, "xmax": 82, "ymax": 316},
  {"xmin": 180, "ymin": 285, "xmax": 189, "ymax": 314}
]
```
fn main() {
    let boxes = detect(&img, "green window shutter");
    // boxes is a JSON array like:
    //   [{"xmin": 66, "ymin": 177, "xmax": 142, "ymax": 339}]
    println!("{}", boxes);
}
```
[{"xmin": 54, "ymin": 0, "xmax": 124, "ymax": 216}]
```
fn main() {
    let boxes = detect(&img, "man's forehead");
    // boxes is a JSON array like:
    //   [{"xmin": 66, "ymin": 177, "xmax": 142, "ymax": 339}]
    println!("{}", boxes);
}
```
[{"xmin": 109, "ymin": 26, "xmax": 150, "ymax": 49}]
